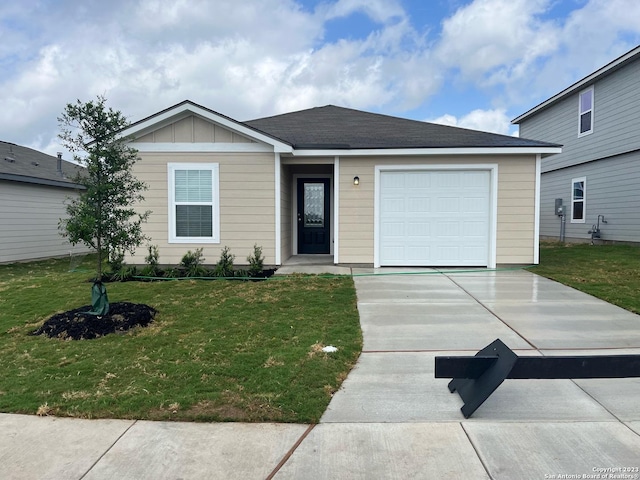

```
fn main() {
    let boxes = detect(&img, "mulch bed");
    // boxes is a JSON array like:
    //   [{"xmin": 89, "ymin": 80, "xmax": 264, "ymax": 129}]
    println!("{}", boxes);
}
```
[{"xmin": 31, "ymin": 302, "xmax": 157, "ymax": 340}]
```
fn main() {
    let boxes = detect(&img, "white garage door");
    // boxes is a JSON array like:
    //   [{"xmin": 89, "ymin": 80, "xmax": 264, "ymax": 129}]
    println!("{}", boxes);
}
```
[{"xmin": 379, "ymin": 170, "xmax": 491, "ymax": 266}]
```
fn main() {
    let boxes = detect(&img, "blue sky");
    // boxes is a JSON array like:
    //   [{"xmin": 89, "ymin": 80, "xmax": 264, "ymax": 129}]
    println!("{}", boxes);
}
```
[{"xmin": 1, "ymin": 0, "xmax": 639, "ymax": 156}]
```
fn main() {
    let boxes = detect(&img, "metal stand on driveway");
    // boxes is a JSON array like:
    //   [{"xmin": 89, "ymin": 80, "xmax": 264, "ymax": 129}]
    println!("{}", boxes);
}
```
[{"xmin": 435, "ymin": 338, "xmax": 640, "ymax": 418}]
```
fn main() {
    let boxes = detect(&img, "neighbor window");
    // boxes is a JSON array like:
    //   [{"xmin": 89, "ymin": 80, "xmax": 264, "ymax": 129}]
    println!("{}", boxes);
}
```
[
  {"xmin": 571, "ymin": 177, "xmax": 586, "ymax": 223},
  {"xmin": 168, "ymin": 163, "xmax": 220, "ymax": 243},
  {"xmin": 578, "ymin": 87, "xmax": 594, "ymax": 136}
]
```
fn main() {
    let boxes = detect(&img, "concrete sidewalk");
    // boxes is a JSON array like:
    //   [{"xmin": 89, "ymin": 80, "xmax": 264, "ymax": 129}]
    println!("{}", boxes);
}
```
[{"xmin": 2, "ymin": 269, "xmax": 640, "ymax": 479}]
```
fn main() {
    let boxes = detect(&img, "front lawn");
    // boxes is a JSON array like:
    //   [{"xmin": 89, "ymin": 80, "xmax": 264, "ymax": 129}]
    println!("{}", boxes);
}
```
[
  {"xmin": 0, "ymin": 256, "xmax": 362, "ymax": 423},
  {"xmin": 530, "ymin": 242, "xmax": 640, "ymax": 314}
]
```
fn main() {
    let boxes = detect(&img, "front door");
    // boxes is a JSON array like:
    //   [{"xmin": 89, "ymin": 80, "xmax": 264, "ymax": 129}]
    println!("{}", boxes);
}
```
[{"xmin": 297, "ymin": 178, "xmax": 330, "ymax": 254}]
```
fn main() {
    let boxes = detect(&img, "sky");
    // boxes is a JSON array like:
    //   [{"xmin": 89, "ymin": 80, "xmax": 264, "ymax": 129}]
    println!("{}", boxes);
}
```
[{"xmin": 1, "ymin": 0, "xmax": 640, "ymax": 157}]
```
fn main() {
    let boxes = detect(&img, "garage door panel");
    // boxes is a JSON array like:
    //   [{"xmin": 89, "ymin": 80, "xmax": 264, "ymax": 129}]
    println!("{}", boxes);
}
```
[
  {"xmin": 379, "ymin": 170, "xmax": 490, "ymax": 266},
  {"xmin": 406, "ymin": 172, "xmax": 432, "ymax": 188},
  {"xmin": 381, "ymin": 172, "xmax": 405, "ymax": 188},
  {"xmin": 407, "ymin": 197, "xmax": 430, "ymax": 212},
  {"xmin": 434, "ymin": 172, "xmax": 461, "ymax": 188},
  {"xmin": 381, "ymin": 197, "xmax": 405, "ymax": 214},
  {"xmin": 463, "ymin": 197, "xmax": 489, "ymax": 213},
  {"xmin": 407, "ymin": 222, "xmax": 430, "ymax": 236},
  {"xmin": 436, "ymin": 197, "xmax": 461, "ymax": 213}
]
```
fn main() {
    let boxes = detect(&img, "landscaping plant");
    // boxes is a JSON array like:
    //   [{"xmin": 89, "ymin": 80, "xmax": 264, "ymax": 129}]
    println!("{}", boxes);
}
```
[{"xmin": 58, "ymin": 96, "xmax": 150, "ymax": 312}]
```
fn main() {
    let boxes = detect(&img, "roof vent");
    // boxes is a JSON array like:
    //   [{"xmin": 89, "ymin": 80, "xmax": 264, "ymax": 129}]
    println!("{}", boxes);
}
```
[
  {"xmin": 5, "ymin": 145, "xmax": 16, "ymax": 163},
  {"xmin": 57, "ymin": 152, "xmax": 63, "ymax": 176},
  {"xmin": 31, "ymin": 161, "xmax": 39, "ymax": 166}
]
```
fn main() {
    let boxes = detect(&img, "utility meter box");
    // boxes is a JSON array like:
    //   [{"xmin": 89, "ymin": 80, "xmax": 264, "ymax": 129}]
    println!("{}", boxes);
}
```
[{"xmin": 555, "ymin": 199, "xmax": 566, "ymax": 216}]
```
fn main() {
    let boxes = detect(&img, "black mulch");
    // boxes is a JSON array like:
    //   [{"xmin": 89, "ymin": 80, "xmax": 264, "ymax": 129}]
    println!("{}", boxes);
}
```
[{"xmin": 31, "ymin": 302, "xmax": 157, "ymax": 340}]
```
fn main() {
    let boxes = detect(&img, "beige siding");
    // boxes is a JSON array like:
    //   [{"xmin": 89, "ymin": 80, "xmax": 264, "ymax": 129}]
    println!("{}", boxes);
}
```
[
  {"xmin": 339, "ymin": 161, "xmax": 374, "ymax": 264},
  {"xmin": 130, "ymin": 152, "xmax": 275, "ymax": 266},
  {"xmin": 338, "ymin": 155, "xmax": 537, "ymax": 265},
  {"xmin": 135, "ymin": 115, "xmax": 256, "ymax": 144},
  {"xmin": 280, "ymin": 164, "xmax": 293, "ymax": 263},
  {"xmin": 0, "ymin": 181, "xmax": 91, "ymax": 263}
]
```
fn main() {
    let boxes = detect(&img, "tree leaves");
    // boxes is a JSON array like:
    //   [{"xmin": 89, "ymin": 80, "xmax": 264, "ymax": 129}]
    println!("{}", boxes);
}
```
[{"xmin": 58, "ymin": 96, "xmax": 150, "ymax": 280}]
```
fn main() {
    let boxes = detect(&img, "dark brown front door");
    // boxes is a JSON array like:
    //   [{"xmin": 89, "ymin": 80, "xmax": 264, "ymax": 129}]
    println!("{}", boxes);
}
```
[{"xmin": 297, "ymin": 178, "xmax": 330, "ymax": 254}]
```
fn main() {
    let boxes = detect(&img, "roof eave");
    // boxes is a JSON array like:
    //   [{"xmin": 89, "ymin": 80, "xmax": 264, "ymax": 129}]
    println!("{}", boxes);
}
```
[
  {"xmin": 0, "ymin": 173, "xmax": 85, "ymax": 189},
  {"xmin": 512, "ymin": 45, "xmax": 640, "ymax": 124},
  {"xmin": 289, "ymin": 146, "xmax": 562, "ymax": 157},
  {"xmin": 118, "ymin": 101, "xmax": 293, "ymax": 153}
]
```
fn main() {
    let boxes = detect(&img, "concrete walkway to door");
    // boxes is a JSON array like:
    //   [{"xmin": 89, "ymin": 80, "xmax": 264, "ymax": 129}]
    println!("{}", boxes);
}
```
[{"xmin": 278, "ymin": 268, "xmax": 640, "ymax": 478}]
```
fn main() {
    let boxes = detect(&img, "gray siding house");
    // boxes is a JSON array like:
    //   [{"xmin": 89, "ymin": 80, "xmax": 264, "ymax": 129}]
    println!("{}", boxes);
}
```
[
  {"xmin": 513, "ymin": 45, "xmax": 640, "ymax": 243},
  {"xmin": 0, "ymin": 141, "xmax": 87, "ymax": 263}
]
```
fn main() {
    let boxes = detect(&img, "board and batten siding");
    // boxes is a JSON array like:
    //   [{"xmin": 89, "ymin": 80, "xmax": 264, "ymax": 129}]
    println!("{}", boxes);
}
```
[
  {"xmin": 136, "ymin": 115, "xmax": 257, "ymax": 144},
  {"xmin": 0, "ymin": 181, "xmax": 89, "ymax": 263},
  {"xmin": 519, "ymin": 58, "xmax": 640, "ymax": 173},
  {"xmin": 338, "ymin": 155, "xmax": 537, "ymax": 265},
  {"xmin": 130, "ymin": 152, "xmax": 276, "ymax": 266},
  {"xmin": 540, "ymin": 150, "xmax": 640, "ymax": 242}
]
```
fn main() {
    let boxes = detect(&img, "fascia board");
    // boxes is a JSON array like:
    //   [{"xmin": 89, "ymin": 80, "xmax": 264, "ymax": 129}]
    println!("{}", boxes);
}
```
[
  {"xmin": 290, "ymin": 147, "xmax": 562, "ymax": 157},
  {"xmin": 119, "ymin": 102, "xmax": 293, "ymax": 153},
  {"xmin": 513, "ymin": 46, "xmax": 640, "ymax": 124}
]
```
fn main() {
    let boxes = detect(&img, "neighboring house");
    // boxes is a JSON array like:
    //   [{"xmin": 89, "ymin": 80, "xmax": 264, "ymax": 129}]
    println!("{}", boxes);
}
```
[
  {"xmin": 119, "ymin": 101, "xmax": 559, "ymax": 268},
  {"xmin": 0, "ymin": 141, "xmax": 86, "ymax": 263},
  {"xmin": 513, "ymin": 45, "xmax": 640, "ymax": 244}
]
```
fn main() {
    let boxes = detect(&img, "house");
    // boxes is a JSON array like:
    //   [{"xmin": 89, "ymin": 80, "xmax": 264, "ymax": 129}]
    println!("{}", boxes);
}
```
[
  {"xmin": 119, "ymin": 101, "xmax": 560, "ymax": 268},
  {"xmin": 0, "ymin": 141, "xmax": 86, "ymax": 263},
  {"xmin": 512, "ymin": 45, "xmax": 640, "ymax": 244}
]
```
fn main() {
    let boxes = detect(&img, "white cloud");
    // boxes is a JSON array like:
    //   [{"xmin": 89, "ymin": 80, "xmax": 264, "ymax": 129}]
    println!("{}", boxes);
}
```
[
  {"xmin": 0, "ymin": 0, "xmax": 447, "ymax": 155},
  {"xmin": 430, "ymin": 109, "xmax": 512, "ymax": 135},
  {"xmin": 436, "ymin": 0, "xmax": 559, "ymax": 79},
  {"xmin": 435, "ymin": 0, "xmax": 640, "ymax": 109},
  {"xmin": 1, "ymin": 0, "xmax": 639, "ymax": 156},
  {"xmin": 322, "ymin": 0, "xmax": 406, "ymax": 23}
]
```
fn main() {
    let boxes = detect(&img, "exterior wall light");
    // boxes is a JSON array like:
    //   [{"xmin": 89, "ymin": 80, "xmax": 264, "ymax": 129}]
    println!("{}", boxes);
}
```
[{"xmin": 353, "ymin": 176, "xmax": 360, "ymax": 186}]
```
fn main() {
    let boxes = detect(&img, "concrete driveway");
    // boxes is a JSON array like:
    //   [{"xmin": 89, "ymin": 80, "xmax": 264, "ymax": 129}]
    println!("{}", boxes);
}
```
[
  {"xmin": 2, "ymin": 269, "xmax": 639, "ymax": 479},
  {"xmin": 285, "ymin": 269, "xmax": 640, "ymax": 479}
]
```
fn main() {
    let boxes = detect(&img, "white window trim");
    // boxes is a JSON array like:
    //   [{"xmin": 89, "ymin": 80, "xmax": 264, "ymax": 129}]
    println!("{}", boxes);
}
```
[
  {"xmin": 578, "ymin": 87, "xmax": 594, "ymax": 137},
  {"xmin": 570, "ymin": 176, "xmax": 586, "ymax": 224},
  {"xmin": 168, "ymin": 163, "xmax": 220, "ymax": 243}
]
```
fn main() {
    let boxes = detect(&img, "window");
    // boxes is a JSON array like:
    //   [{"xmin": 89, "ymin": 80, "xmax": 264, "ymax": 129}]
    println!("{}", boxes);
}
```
[
  {"xmin": 168, "ymin": 163, "xmax": 219, "ymax": 243},
  {"xmin": 571, "ymin": 177, "xmax": 586, "ymax": 223},
  {"xmin": 578, "ymin": 87, "xmax": 594, "ymax": 136}
]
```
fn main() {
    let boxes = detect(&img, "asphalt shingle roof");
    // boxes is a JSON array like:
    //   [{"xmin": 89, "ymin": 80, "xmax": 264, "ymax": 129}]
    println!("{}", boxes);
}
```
[
  {"xmin": 0, "ymin": 141, "xmax": 84, "ymax": 188},
  {"xmin": 245, "ymin": 105, "xmax": 559, "ymax": 150}
]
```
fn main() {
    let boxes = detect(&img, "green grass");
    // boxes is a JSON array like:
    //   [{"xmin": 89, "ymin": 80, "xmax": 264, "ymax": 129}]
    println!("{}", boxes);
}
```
[
  {"xmin": 0, "ymin": 256, "xmax": 362, "ymax": 423},
  {"xmin": 530, "ymin": 242, "xmax": 640, "ymax": 314}
]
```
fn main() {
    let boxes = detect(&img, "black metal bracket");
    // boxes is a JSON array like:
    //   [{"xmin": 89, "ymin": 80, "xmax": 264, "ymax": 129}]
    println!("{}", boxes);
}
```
[{"xmin": 435, "ymin": 338, "xmax": 640, "ymax": 418}]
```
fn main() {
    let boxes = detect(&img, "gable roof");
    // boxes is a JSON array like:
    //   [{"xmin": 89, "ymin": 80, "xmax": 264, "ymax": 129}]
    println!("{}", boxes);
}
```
[
  {"xmin": 120, "ymin": 100, "xmax": 293, "ymax": 153},
  {"xmin": 513, "ymin": 44, "xmax": 640, "ymax": 124},
  {"xmin": 0, "ymin": 141, "xmax": 84, "ymax": 189},
  {"xmin": 245, "ymin": 105, "xmax": 558, "ymax": 150},
  {"xmin": 123, "ymin": 100, "xmax": 560, "ymax": 155}
]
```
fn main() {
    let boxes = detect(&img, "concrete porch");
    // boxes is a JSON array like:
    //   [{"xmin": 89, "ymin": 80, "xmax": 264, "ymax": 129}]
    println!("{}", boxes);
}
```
[{"xmin": 275, "ymin": 255, "xmax": 351, "ymax": 275}]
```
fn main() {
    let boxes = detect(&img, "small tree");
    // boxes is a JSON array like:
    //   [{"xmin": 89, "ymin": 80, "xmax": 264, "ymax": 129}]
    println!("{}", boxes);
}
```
[{"xmin": 58, "ymin": 96, "xmax": 150, "ymax": 308}]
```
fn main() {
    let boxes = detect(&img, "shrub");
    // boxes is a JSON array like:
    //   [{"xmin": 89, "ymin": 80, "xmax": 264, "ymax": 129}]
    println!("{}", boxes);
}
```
[
  {"xmin": 112, "ymin": 264, "xmax": 137, "ymax": 281},
  {"xmin": 180, "ymin": 248, "xmax": 208, "ymax": 277},
  {"xmin": 141, "ymin": 245, "xmax": 160, "ymax": 277},
  {"xmin": 247, "ymin": 244, "xmax": 264, "ymax": 277},
  {"xmin": 107, "ymin": 250, "xmax": 136, "ymax": 281},
  {"xmin": 214, "ymin": 246, "xmax": 235, "ymax": 277}
]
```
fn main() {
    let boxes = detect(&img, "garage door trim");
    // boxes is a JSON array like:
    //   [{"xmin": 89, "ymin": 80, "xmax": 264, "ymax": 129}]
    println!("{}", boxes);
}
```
[{"xmin": 374, "ymin": 164, "xmax": 498, "ymax": 268}]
